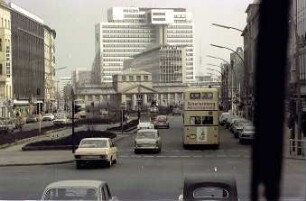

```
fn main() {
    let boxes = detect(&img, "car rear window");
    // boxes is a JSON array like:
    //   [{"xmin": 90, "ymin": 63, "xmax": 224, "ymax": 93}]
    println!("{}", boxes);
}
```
[
  {"xmin": 193, "ymin": 186, "xmax": 229, "ymax": 199},
  {"xmin": 79, "ymin": 140, "xmax": 107, "ymax": 148}
]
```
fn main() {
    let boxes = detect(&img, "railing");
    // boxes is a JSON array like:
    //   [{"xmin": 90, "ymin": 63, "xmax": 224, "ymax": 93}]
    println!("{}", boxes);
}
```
[{"xmin": 288, "ymin": 139, "xmax": 306, "ymax": 158}]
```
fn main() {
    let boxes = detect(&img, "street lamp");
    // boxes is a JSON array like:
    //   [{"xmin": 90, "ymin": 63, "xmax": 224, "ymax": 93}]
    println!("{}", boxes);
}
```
[
  {"xmin": 210, "ymin": 44, "xmax": 245, "ymax": 64},
  {"xmin": 212, "ymin": 23, "xmax": 244, "ymax": 33},
  {"xmin": 206, "ymin": 55, "xmax": 230, "ymax": 65},
  {"xmin": 210, "ymin": 44, "xmax": 244, "ymax": 115}
]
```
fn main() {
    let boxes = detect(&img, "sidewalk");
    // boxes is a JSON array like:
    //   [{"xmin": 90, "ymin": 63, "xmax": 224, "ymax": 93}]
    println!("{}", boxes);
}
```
[{"xmin": 0, "ymin": 123, "xmax": 132, "ymax": 167}]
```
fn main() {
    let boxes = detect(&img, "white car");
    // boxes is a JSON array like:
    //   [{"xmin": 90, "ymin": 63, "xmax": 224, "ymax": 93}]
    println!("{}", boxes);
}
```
[
  {"xmin": 137, "ymin": 121, "xmax": 154, "ymax": 130},
  {"xmin": 41, "ymin": 180, "xmax": 118, "ymax": 201},
  {"xmin": 42, "ymin": 113, "xmax": 55, "ymax": 121},
  {"xmin": 74, "ymin": 138, "xmax": 118, "ymax": 168},
  {"xmin": 53, "ymin": 113, "xmax": 70, "ymax": 125}
]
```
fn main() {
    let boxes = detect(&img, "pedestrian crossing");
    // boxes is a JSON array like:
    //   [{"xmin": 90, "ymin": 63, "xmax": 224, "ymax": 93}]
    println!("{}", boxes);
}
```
[
  {"xmin": 118, "ymin": 154, "xmax": 250, "ymax": 159},
  {"xmin": 117, "ymin": 148, "xmax": 251, "ymax": 159}
]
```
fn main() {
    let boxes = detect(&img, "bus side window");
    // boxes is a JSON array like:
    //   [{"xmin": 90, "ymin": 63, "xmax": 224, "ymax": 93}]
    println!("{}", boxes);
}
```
[{"xmin": 202, "ymin": 116, "xmax": 213, "ymax": 125}]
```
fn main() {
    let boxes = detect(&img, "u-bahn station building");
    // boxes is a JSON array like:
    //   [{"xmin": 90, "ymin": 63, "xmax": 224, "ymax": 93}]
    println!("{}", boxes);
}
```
[
  {"xmin": 75, "ymin": 70, "xmax": 220, "ymax": 110},
  {"xmin": 75, "ymin": 70, "xmax": 186, "ymax": 110}
]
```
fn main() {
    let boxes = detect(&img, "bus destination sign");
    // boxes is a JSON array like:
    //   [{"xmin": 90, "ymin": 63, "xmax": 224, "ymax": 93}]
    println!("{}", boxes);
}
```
[{"xmin": 186, "ymin": 101, "xmax": 216, "ymax": 110}]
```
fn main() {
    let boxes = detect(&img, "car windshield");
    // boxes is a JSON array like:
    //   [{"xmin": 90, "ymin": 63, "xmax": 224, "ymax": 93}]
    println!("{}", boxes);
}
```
[
  {"xmin": 43, "ymin": 187, "xmax": 97, "ymax": 200},
  {"xmin": 139, "ymin": 123, "xmax": 151, "ymax": 127},
  {"xmin": 79, "ymin": 140, "xmax": 108, "ymax": 148},
  {"xmin": 137, "ymin": 132, "xmax": 156, "ymax": 139},
  {"xmin": 193, "ymin": 186, "xmax": 229, "ymax": 199}
]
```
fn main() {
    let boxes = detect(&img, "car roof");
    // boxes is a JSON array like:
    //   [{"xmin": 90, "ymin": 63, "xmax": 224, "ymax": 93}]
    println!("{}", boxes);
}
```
[
  {"xmin": 137, "ymin": 129, "xmax": 157, "ymax": 133},
  {"xmin": 81, "ymin": 137, "xmax": 110, "ymax": 141},
  {"xmin": 183, "ymin": 174, "xmax": 237, "ymax": 198},
  {"xmin": 45, "ymin": 180, "xmax": 105, "ymax": 189},
  {"xmin": 139, "ymin": 122, "xmax": 152, "ymax": 124}
]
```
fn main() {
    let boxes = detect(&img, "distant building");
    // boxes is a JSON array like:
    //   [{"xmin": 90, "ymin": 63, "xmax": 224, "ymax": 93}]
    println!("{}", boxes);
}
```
[
  {"xmin": 0, "ymin": 2, "xmax": 12, "ymax": 117},
  {"xmin": 93, "ymin": 7, "xmax": 195, "ymax": 83},
  {"xmin": 72, "ymin": 68, "xmax": 92, "ymax": 89},
  {"xmin": 44, "ymin": 25, "xmax": 56, "ymax": 112},
  {"xmin": 58, "ymin": 77, "xmax": 72, "ymax": 99},
  {"xmin": 124, "ymin": 45, "xmax": 187, "ymax": 83},
  {"xmin": 0, "ymin": 2, "xmax": 56, "ymax": 116}
]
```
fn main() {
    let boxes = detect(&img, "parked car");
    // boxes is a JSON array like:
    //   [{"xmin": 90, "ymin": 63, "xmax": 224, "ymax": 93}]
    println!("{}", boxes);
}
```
[
  {"xmin": 0, "ymin": 119, "xmax": 15, "ymax": 134},
  {"xmin": 224, "ymin": 116, "xmax": 238, "ymax": 129},
  {"xmin": 137, "ymin": 121, "xmax": 154, "ymax": 130},
  {"xmin": 219, "ymin": 112, "xmax": 230, "ymax": 126},
  {"xmin": 239, "ymin": 125, "xmax": 256, "ymax": 144},
  {"xmin": 232, "ymin": 120, "xmax": 253, "ymax": 138},
  {"xmin": 229, "ymin": 118, "xmax": 246, "ymax": 134},
  {"xmin": 153, "ymin": 115, "xmax": 170, "ymax": 129},
  {"xmin": 134, "ymin": 129, "xmax": 161, "ymax": 154},
  {"xmin": 53, "ymin": 113, "xmax": 70, "ymax": 125},
  {"xmin": 178, "ymin": 175, "xmax": 238, "ymax": 201},
  {"xmin": 41, "ymin": 180, "xmax": 117, "ymax": 201},
  {"xmin": 74, "ymin": 138, "xmax": 118, "ymax": 168},
  {"xmin": 25, "ymin": 114, "xmax": 38, "ymax": 123},
  {"xmin": 42, "ymin": 113, "xmax": 55, "ymax": 121}
]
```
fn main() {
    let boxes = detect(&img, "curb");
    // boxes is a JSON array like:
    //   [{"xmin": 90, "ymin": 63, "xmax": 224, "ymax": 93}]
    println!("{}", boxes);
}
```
[
  {"xmin": 0, "ymin": 160, "xmax": 74, "ymax": 167},
  {"xmin": 0, "ymin": 127, "xmax": 69, "ymax": 150}
]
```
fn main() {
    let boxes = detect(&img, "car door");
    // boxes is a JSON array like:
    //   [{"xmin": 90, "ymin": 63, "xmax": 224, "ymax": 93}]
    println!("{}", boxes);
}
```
[{"xmin": 157, "ymin": 131, "xmax": 161, "ymax": 148}]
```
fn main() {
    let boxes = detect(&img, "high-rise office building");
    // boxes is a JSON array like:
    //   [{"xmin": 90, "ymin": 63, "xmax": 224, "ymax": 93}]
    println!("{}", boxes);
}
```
[{"xmin": 94, "ymin": 7, "xmax": 194, "ymax": 83}]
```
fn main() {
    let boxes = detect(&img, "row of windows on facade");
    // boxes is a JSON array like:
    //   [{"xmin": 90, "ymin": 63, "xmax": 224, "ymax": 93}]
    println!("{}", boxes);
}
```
[
  {"xmin": 167, "ymin": 35, "xmax": 193, "ymax": 38},
  {"xmin": 0, "ymin": 39, "xmax": 11, "ymax": 52},
  {"xmin": 0, "ymin": 63, "xmax": 11, "ymax": 78},
  {"xmin": 102, "ymin": 24, "xmax": 192, "ymax": 29},
  {"xmin": 103, "ymin": 39, "xmax": 155, "ymax": 43},
  {"xmin": 103, "ymin": 44, "xmax": 148, "ymax": 48},
  {"xmin": 167, "ymin": 30, "xmax": 193, "ymax": 33},
  {"xmin": 15, "ymin": 14, "xmax": 44, "ymax": 35},
  {"xmin": 103, "ymin": 48, "xmax": 145, "ymax": 53},
  {"xmin": 103, "ymin": 29, "xmax": 154, "ymax": 33},
  {"xmin": 167, "ymin": 39, "xmax": 193, "ymax": 43},
  {"xmin": 121, "ymin": 75, "xmax": 149, "ymax": 82},
  {"xmin": 0, "ymin": 18, "xmax": 10, "ymax": 30},
  {"xmin": 109, "ymin": 19, "xmax": 147, "ymax": 23},
  {"xmin": 160, "ymin": 66, "xmax": 182, "ymax": 71},
  {"xmin": 103, "ymin": 34, "xmax": 156, "ymax": 38},
  {"xmin": 81, "ymin": 93, "xmax": 184, "ymax": 101},
  {"xmin": 124, "ymin": 14, "xmax": 146, "ymax": 18}
]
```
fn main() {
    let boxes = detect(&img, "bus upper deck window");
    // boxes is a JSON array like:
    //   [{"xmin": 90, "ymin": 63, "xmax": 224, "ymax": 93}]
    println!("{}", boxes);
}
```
[
  {"xmin": 202, "ymin": 92, "xmax": 213, "ymax": 99},
  {"xmin": 190, "ymin": 93, "xmax": 201, "ymax": 99}
]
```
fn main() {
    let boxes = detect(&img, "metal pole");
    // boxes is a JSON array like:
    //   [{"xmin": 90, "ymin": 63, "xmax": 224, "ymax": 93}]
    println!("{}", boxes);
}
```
[
  {"xmin": 121, "ymin": 109, "xmax": 123, "ymax": 133},
  {"xmin": 294, "ymin": 0, "xmax": 302, "ymax": 155},
  {"xmin": 231, "ymin": 61, "xmax": 234, "ymax": 115},
  {"xmin": 71, "ymin": 89, "xmax": 75, "ymax": 153}
]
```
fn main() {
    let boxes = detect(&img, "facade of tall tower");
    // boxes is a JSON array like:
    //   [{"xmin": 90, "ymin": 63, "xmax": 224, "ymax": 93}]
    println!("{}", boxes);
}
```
[{"xmin": 94, "ymin": 7, "xmax": 195, "ymax": 83}]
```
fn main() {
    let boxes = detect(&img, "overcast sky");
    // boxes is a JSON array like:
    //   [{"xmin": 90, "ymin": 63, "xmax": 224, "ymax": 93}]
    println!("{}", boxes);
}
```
[{"xmin": 8, "ymin": 0, "xmax": 254, "ymax": 78}]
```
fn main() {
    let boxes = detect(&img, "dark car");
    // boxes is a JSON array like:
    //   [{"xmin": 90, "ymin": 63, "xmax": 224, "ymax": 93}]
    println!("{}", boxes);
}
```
[{"xmin": 179, "ymin": 175, "xmax": 238, "ymax": 201}]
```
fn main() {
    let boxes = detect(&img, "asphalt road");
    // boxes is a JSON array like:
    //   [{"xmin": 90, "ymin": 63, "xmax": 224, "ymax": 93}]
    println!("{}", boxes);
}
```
[{"xmin": 0, "ymin": 116, "xmax": 304, "ymax": 200}]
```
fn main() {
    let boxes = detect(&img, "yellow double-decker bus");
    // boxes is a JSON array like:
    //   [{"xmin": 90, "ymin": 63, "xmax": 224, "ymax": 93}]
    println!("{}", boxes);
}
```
[{"xmin": 183, "ymin": 88, "xmax": 219, "ymax": 149}]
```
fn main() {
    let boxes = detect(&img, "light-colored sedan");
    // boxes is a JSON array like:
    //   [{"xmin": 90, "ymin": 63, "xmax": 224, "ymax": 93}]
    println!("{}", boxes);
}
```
[
  {"xmin": 134, "ymin": 129, "xmax": 161, "ymax": 154},
  {"xmin": 41, "ymin": 180, "xmax": 117, "ymax": 201},
  {"xmin": 74, "ymin": 138, "xmax": 118, "ymax": 168},
  {"xmin": 137, "ymin": 121, "xmax": 154, "ymax": 130},
  {"xmin": 53, "ymin": 113, "xmax": 70, "ymax": 125},
  {"xmin": 239, "ymin": 125, "xmax": 255, "ymax": 144},
  {"xmin": 42, "ymin": 113, "xmax": 55, "ymax": 121}
]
